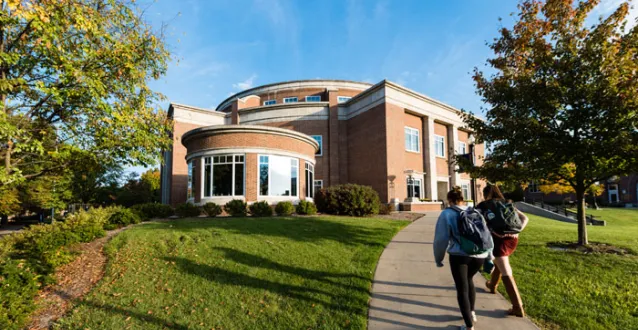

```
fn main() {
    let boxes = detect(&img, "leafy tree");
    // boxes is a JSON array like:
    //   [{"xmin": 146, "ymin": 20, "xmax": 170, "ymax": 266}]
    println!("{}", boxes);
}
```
[
  {"xmin": 116, "ymin": 168, "xmax": 160, "ymax": 206},
  {"xmin": 68, "ymin": 151, "xmax": 123, "ymax": 204},
  {"xmin": 538, "ymin": 164, "xmax": 605, "ymax": 209},
  {"xmin": 461, "ymin": 0, "xmax": 638, "ymax": 245},
  {"xmin": 0, "ymin": 0, "xmax": 171, "ymax": 192}
]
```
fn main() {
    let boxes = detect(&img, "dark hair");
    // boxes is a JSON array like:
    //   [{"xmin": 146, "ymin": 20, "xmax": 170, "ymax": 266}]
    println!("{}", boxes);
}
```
[
  {"xmin": 483, "ymin": 184, "xmax": 505, "ymax": 200},
  {"xmin": 447, "ymin": 186, "xmax": 464, "ymax": 204}
]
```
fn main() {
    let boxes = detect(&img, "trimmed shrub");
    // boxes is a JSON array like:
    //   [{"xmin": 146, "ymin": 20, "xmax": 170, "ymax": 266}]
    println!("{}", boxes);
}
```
[
  {"xmin": 130, "ymin": 203, "xmax": 173, "ymax": 220},
  {"xmin": 224, "ymin": 199, "xmax": 248, "ymax": 217},
  {"xmin": 0, "ymin": 206, "xmax": 120, "ymax": 330},
  {"xmin": 378, "ymin": 203, "xmax": 396, "ymax": 215},
  {"xmin": 315, "ymin": 184, "xmax": 380, "ymax": 216},
  {"xmin": 249, "ymin": 201, "xmax": 273, "ymax": 217},
  {"xmin": 202, "ymin": 202, "xmax": 223, "ymax": 217},
  {"xmin": 108, "ymin": 209, "xmax": 141, "ymax": 228},
  {"xmin": 296, "ymin": 200, "xmax": 317, "ymax": 215},
  {"xmin": 275, "ymin": 201, "xmax": 295, "ymax": 216},
  {"xmin": 175, "ymin": 203, "xmax": 202, "ymax": 217}
]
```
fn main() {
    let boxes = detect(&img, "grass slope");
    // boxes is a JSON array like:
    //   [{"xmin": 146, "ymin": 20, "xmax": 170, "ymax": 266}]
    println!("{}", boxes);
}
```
[
  {"xmin": 508, "ymin": 209, "xmax": 638, "ymax": 330},
  {"xmin": 55, "ymin": 216, "xmax": 409, "ymax": 330}
]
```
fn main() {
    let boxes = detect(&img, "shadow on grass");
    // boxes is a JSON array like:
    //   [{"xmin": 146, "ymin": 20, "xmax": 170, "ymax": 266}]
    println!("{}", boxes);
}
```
[
  {"xmin": 164, "ymin": 256, "xmax": 369, "ymax": 316},
  {"xmin": 74, "ymin": 300, "xmax": 189, "ymax": 330},
  {"xmin": 213, "ymin": 247, "xmax": 371, "ymax": 293},
  {"xmin": 149, "ymin": 216, "xmax": 395, "ymax": 248}
]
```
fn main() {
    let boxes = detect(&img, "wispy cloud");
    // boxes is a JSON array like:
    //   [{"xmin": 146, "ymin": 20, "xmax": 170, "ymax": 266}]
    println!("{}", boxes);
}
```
[
  {"xmin": 588, "ymin": 0, "xmax": 638, "ymax": 31},
  {"xmin": 232, "ymin": 74, "xmax": 258, "ymax": 90}
]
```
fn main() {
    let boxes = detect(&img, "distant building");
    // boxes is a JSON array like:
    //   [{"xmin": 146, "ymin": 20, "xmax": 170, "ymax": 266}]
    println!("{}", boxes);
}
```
[
  {"xmin": 160, "ymin": 79, "xmax": 485, "ymax": 211},
  {"xmin": 524, "ymin": 175, "xmax": 638, "ymax": 206}
]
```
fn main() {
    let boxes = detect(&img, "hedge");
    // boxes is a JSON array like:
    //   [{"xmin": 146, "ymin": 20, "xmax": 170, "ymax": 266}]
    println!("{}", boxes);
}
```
[
  {"xmin": 275, "ymin": 201, "xmax": 295, "ymax": 216},
  {"xmin": 175, "ymin": 203, "xmax": 202, "ymax": 217},
  {"xmin": 296, "ymin": 200, "xmax": 317, "ymax": 215},
  {"xmin": 202, "ymin": 202, "xmax": 223, "ymax": 217},
  {"xmin": 130, "ymin": 203, "xmax": 174, "ymax": 220},
  {"xmin": 249, "ymin": 201, "xmax": 273, "ymax": 217},
  {"xmin": 224, "ymin": 200, "xmax": 248, "ymax": 217},
  {"xmin": 315, "ymin": 184, "xmax": 380, "ymax": 216},
  {"xmin": 0, "ymin": 206, "xmax": 121, "ymax": 330}
]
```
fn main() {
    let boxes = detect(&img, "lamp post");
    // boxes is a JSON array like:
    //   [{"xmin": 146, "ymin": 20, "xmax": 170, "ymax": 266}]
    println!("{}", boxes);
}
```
[{"xmin": 468, "ymin": 134, "xmax": 477, "ymax": 203}]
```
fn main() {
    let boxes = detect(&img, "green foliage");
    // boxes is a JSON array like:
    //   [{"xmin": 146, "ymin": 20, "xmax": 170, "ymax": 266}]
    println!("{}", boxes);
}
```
[
  {"xmin": 175, "ymin": 203, "xmax": 202, "ymax": 218},
  {"xmin": 315, "ymin": 184, "xmax": 380, "ymax": 216},
  {"xmin": 249, "ymin": 201, "xmax": 273, "ymax": 217},
  {"xmin": 115, "ymin": 169, "xmax": 162, "ymax": 207},
  {"xmin": 130, "ymin": 203, "xmax": 173, "ymax": 221},
  {"xmin": 295, "ymin": 200, "xmax": 317, "ymax": 215},
  {"xmin": 0, "ymin": 259, "xmax": 40, "ymax": 330},
  {"xmin": 0, "ymin": 0, "xmax": 171, "ymax": 193},
  {"xmin": 202, "ymin": 202, "xmax": 222, "ymax": 217},
  {"xmin": 461, "ymin": 0, "xmax": 638, "ymax": 244},
  {"xmin": 275, "ymin": 201, "xmax": 295, "ymax": 216},
  {"xmin": 107, "ymin": 209, "xmax": 141, "ymax": 228},
  {"xmin": 224, "ymin": 200, "xmax": 248, "ymax": 217},
  {"xmin": 0, "ymin": 206, "xmax": 119, "ymax": 329}
]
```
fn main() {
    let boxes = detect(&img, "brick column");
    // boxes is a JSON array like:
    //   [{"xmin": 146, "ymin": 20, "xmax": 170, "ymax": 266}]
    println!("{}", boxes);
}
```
[
  {"xmin": 423, "ymin": 117, "xmax": 437, "ymax": 201},
  {"xmin": 231, "ymin": 100, "xmax": 240, "ymax": 124},
  {"xmin": 327, "ymin": 88, "xmax": 340, "ymax": 186},
  {"xmin": 448, "ymin": 124, "xmax": 461, "ymax": 188}
]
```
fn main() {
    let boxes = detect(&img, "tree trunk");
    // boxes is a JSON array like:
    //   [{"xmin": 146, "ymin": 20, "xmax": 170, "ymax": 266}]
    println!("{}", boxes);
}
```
[{"xmin": 576, "ymin": 186, "xmax": 588, "ymax": 245}]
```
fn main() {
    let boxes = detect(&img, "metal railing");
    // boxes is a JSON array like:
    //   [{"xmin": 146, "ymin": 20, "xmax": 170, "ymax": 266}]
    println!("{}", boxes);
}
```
[{"xmin": 530, "ymin": 199, "xmax": 605, "ymax": 226}]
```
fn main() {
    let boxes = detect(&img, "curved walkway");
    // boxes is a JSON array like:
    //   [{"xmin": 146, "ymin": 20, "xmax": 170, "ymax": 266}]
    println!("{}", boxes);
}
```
[{"xmin": 368, "ymin": 212, "xmax": 539, "ymax": 330}]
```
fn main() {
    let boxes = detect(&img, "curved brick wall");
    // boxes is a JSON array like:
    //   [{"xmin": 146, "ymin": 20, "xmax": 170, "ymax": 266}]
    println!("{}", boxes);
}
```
[{"xmin": 182, "ymin": 125, "xmax": 318, "ymax": 159}]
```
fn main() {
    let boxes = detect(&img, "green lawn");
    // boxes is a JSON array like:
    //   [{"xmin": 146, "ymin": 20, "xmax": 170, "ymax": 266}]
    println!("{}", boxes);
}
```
[
  {"xmin": 506, "ymin": 208, "xmax": 638, "ymax": 330},
  {"xmin": 54, "ymin": 216, "xmax": 409, "ymax": 330}
]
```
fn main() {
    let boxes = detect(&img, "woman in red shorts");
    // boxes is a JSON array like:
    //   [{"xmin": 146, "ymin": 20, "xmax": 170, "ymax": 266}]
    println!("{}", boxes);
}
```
[{"xmin": 476, "ymin": 184, "xmax": 529, "ymax": 317}]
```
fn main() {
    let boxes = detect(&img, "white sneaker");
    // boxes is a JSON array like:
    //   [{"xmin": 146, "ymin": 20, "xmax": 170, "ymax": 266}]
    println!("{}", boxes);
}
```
[{"xmin": 472, "ymin": 311, "xmax": 477, "ymax": 322}]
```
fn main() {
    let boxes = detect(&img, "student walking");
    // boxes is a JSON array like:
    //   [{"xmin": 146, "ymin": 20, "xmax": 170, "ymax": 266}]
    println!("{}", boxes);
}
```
[
  {"xmin": 434, "ymin": 187, "xmax": 493, "ymax": 330},
  {"xmin": 476, "ymin": 184, "xmax": 529, "ymax": 317}
]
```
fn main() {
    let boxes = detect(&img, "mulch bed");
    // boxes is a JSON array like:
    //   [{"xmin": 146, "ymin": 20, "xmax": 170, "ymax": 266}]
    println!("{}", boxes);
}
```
[
  {"xmin": 547, "ymin": 241, "xmax": 634, "ymax": 256},
  {"xmin": 26, "ymin": 226, "xmax": 130, "ymax": 330},
  {"xmin": 376, "ymin": 212, "xmax": 424, "ymax": 222}
]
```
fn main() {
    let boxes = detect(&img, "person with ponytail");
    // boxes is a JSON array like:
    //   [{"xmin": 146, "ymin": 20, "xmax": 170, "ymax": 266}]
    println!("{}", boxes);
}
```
[
  {"xmin": 476, "ymin": 184, "xmax": 529, "ymax": 318},
  {"xmin": 434, "ymin": 186, "xmax": 493, "ymax": 330}
]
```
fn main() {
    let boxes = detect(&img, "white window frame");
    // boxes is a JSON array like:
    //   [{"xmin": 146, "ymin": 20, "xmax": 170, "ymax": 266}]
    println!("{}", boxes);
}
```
[
  {"xmin": 202, "ymin": 154, "xmax": 245, "ymax": 198},
  {"xmin": 187, "ymin": 161, "xmax": 193, "ymax": 200},
  {"xmin": 461, "ymin": 182, "xmax": 470, "ymax": 200},
  {"xmin": 406, "ymin": 177, "xmax": 423, "ymax": 199},
  {"xmin": 311, "ymin": 135, "xmax": 323, "ymax": 156},
  {"xmin": 283, "ymin": 97, "xmax": 298, "ymax": 104},
  {"xmin": 306, "ymin": 163, "xmax": 315, "ymax": 199},
  {"xmin": 337, "ymin": 96, "xmax": 352, "ymax": 104},
  {"xmin": 314, "ymin": 180, "xmax": 323, "ymax": 194},
  {"xmin": 528, "ymin": 180, "xmax": 540, "ymax": 193},
  {"xmin": 404, "ymin": 127, "xmax": 420, "ymax": 153},
  {"xmin": 434, "ymin": 135, "xmax": 446, "ymax": 158},
  {"xmin": 457, "ymin": 141, "xmax": 467, "ymax": 155},
  {"xmin": 257, "ymin": 155, "xmax": 299, "ymax": 197},
  {"xmin": 263, "ymin": 99, "xmax": 276, "ymax": 106},
  {"xmin": 305, "ymin": 95, "xmax": 321, "ymax": 102}
]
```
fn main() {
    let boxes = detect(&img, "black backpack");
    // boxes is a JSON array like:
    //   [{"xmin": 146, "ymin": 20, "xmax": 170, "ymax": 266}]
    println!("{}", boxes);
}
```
[
  {"xmin": 482, "ymin": 200, "xmax": 523, "ymax": 234},
  {"xmin": 451, "ymin": 206, "xmax": 493, "ymax": 255}
]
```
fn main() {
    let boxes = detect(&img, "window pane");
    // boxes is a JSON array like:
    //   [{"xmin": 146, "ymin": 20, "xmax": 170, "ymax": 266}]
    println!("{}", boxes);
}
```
[
  {"xmin": 260, "ymin": 162, "xmax": 269, "ymax": 196},
  {"xmin": 312, "ymin": 136, "xmax": 322, "ymax": 155},
  {"xmin": 234, "ymin": 163, "xmax": 244, "ymax": 196},
  {"xmin": 204, "ymin": 161, "xmax": 212, "ymax": 197},
  {"xmin": 213, "ymin": 163, "xmax": 232, "ymax": 196},
  {"xmin": 269, "ymin": 156, "xmax": 292, "ymax": 196},
  {"xmin": 187, "ymin": 161, "xmax": 193, "ymax": 199},
  {"xmin": 291, "ymin": 162, "xmax": 298, "ymax": 197}
]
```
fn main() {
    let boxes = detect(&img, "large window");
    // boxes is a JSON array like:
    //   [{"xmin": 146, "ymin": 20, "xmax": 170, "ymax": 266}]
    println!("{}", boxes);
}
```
[
  {"xmin": 311, "ymin": 135, "xmax": 323, "ymax": 156},
  {"xmin": 457, "ymin": 141, "xmax": 467, "ymax": 155},
  {"xmin": 264, "ymin": 100, "xmax": 276, "ymax": 106},
  {"xmin": 259, "ymin": 155, "xmax": 299, "ymax": 196},
  {"xmin": 187, "ymin": 161, "xmax": 193, "ymax": 199},
  {"xmin": 461, "ymin": 183, "xmax": 470, "ymax": 200},
  {"xmin": 284, "ymin": 97, "xmax": 298, "ymax": 103},
  {"xmin": 306, "ymin": 163, "xmax": 315, "ymax": 198},
  {"xmin": 202, "ymin": 154, "xmax": 244, "ymax": 197},
  {"xmin": 337, "ymin": 96, "xmax": 352, "ymax": 103},
  {"xmin": 405, "ymin": 127, "xmax": 420, "ymax": 152},
  {"xmin": 435, "ymin": 135, "xmax": 445, "ymax": 157},
  {"xmin": 407, "ymin": 177, "xmax": 422, "ymax": 199},
  {"xmin": 305, "ymin": 95, "xmax": 321, "ymax": 102}
]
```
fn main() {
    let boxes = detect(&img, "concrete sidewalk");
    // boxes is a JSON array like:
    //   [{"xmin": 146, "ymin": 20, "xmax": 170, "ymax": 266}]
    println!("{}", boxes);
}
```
[{"xmin": 368, "ymin": 213, "xmax": 539, "ymax": 330}]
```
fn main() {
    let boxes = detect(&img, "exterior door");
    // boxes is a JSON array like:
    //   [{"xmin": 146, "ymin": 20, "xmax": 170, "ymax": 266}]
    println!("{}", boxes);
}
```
[
  {"xmin": 437, "ymin": 181, "xmax": 449, "ymax": 204},
  {"xmin": 608, "ymin": 184, "xmax": 619, "ymax": 203}
]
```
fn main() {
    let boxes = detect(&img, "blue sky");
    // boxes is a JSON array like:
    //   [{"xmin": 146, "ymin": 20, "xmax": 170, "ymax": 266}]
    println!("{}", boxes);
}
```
[{"xmin": 128, "ymin": 0, "xmax": 636, "ymax": 176}]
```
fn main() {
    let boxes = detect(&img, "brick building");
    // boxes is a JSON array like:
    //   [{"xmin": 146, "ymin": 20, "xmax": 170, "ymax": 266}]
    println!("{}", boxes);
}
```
[
  {"xmin": 160, "ymin": 79, "xmax": 485, "ymax": 211},
  {"xmin": 525, "ymin": 174, "xmax": 638, "ymax": 206}
]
